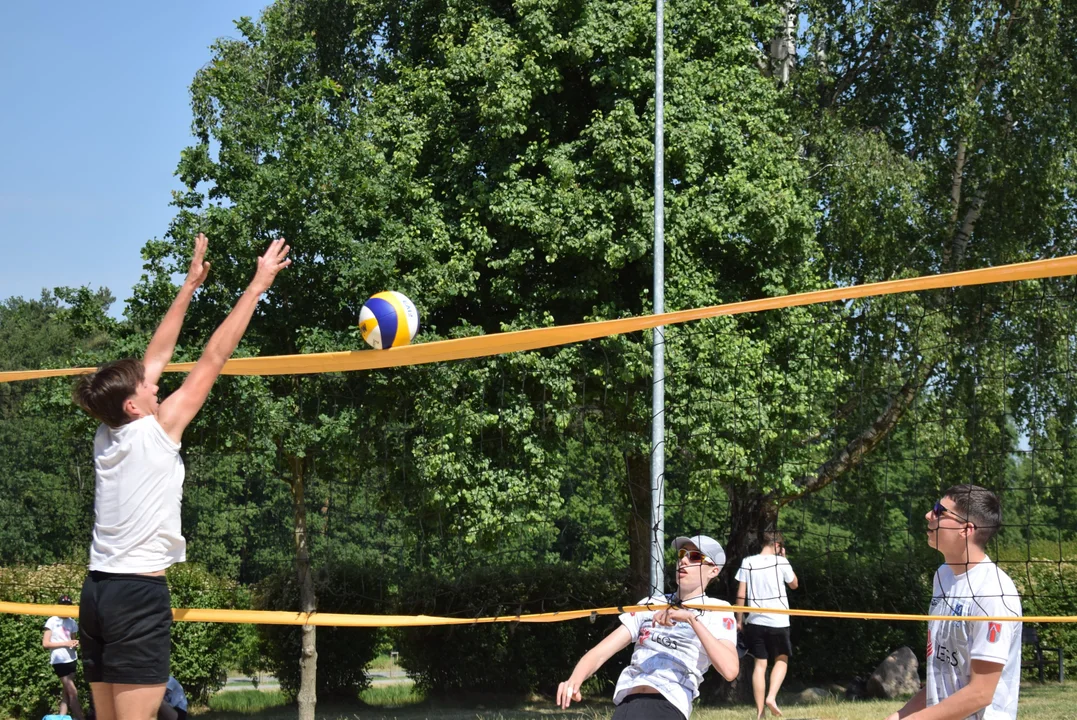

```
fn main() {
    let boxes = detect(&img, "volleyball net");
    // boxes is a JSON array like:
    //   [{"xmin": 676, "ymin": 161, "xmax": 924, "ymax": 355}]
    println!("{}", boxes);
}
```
[{"xmin": 2, "ymin": 257, "xmax": 1076, "ymax": 687}]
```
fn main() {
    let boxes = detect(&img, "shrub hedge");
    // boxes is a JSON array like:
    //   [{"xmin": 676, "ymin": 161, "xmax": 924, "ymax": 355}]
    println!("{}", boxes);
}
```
[{"xmin": 0, "ymin": 563, "xmax": 250, "ymax": 718}]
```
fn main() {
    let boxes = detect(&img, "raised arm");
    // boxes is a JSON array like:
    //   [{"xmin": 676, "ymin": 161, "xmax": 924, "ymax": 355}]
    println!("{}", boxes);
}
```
[
  {"xmin": 157, "ymin": 238, "xmax": 290, "ymax": 442},
  {"xmin": 143, "ymin": 233, "xmax": 211, "ymax": 385}
]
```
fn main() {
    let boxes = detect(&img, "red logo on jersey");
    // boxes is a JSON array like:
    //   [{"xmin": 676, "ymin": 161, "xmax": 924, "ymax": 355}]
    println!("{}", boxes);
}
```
[
  {"xmin": 723, "ymin": 618, "xmax": 734, "ymax": 630},
  {"xmin": 926, "ymin": 631, "xmax": 933, "ymax": 657},
  {"xmin": 988, "ymin": 622, "xmax": 1002, "ymax": 643}
]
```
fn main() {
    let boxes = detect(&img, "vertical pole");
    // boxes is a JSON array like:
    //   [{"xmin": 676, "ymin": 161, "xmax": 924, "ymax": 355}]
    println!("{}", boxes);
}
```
[{"xmin": 650, "ymin": 0, "xmax": 666, "ymax": 597}]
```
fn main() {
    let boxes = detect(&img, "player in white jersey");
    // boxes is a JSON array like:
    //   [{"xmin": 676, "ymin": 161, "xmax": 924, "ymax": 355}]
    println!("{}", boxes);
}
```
[
  {"xmin": 556, "ymin": 535, "xmax": 739, "ymax": 719},
  {"xmin": 73, "ymin": 234, "xmax": 290, "ymax": 720},
  {"xmin": 887, "ymin": 484, "xmax": 1022, "ymax": 720},
  {"xmin": 736, "ymin": 530, "xmax": 798, "ymax": 719}
]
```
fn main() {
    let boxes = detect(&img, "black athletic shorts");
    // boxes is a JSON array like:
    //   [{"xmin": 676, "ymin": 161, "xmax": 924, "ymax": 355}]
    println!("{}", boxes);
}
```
[
  {"xmin": 52, "ymin": 661, "xmax": 77, "ymax": 678},
  {"xmin": 744, "ymin": 622, "xmax": 793, "ymax": 660},
  {"xmin": 175, "ymin": 709, "xmax": 187, "ymax": 720},
  {"xmin": 79, "ymin": 571, "xmax": 172, "ymax": 684},
  {"xmin": 613, "ymin": 694, "xmax": 684, "ymax": 720}
]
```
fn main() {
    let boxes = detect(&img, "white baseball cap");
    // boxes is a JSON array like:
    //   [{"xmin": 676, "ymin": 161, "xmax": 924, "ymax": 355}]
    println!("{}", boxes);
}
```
[{"xmin": 671, "ymin": 534, "xmax": 726, "ymax": 567}]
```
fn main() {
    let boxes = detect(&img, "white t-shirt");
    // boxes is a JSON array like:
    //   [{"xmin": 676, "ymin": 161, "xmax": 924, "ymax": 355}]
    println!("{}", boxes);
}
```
[
  {"xmin": 44, "ymin": 616, "xmax": 78, "ymax": 665},
  {"xmin": 735, "ymin": 554, "xmax": 795, "ymax": 628},
  {"xmin": 89, "ymin": 416, "xmax": 186, "ymax": 573},
  {"xmin": 164, "ymin": 676, "xmax": 188, "ymax": 711},
  {"xmin": 614, "ymin": 594, "xmax": 737, "ymax": 720},
  {"xmin": 926, "ymin": 558, "xmax": 1022, "ymax": 720}
]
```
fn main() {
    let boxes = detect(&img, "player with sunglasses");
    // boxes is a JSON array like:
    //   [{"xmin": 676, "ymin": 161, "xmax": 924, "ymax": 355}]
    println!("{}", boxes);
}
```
[
  {"xmin": 556, "ymin": 535, "xmax": 739, "ymax": 719},
  {"xmin": 886, "ymin": 484, "xmax": 1022, "ymax": 720}
]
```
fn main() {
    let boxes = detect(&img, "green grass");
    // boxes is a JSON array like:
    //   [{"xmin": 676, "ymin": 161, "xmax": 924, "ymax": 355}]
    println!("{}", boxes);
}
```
[
  {"xmin": 207, "ymin": 690, "xmax": 289, "ymax": 714},
  {"xmin": 360, "ymin": 682, "xmax": 423, "ymax": 707},
  {"xmin": 367, "ymin": 654, "xmax": 402, "ymax": 673},
  {"xmin": 994, "ymin": 539, "xmax": 1077, "ymax": 563},
  {"xmin": 199, "ymin": 682, "xmax": 1077, "ymax": 719}
]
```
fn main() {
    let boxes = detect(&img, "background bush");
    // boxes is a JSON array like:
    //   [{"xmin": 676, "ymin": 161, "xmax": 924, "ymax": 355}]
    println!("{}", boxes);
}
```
[
  {"xmin": 166, "ymin": 563, "xmax": 254, "ymax": 702},
  {"xmin": 395, "ymin": 565, "xmax": 631, "ymax": 698},
  {"xmin": 0, "ymin": 565, "xmax": 88, "ymax": 720},
  {"xmin": 255, "ymin": 562, "xmax": 386, "ymax": 699},
  {"xmin": 0, "ymin": 563, "xmax": 250, "ymax": 718}
]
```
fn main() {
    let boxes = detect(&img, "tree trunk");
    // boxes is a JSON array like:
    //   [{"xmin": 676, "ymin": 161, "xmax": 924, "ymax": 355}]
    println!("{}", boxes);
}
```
[
  {"xmin": 626, "ymin": 449, "xmax": 654, "ymax": 600},
  {"xmin": 722, "ymin": 486, "xmax": 778, "ymax": 602},
  {"xmin": 718, "ymin": 484, "xmax": 778, "ymax": 703},
  {"xmin": 288, "ymin": 453, "xmax": 318, "ymax": 720},
  {"xmin": 769, "ymin": 1, "xmax": 797, "ymax": 84}
]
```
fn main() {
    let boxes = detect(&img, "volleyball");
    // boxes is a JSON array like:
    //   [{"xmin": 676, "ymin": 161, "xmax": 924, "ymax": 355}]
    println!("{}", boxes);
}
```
[{"xmin": 359, "ymin": 291, "xmax": 420, "ymax": 349}]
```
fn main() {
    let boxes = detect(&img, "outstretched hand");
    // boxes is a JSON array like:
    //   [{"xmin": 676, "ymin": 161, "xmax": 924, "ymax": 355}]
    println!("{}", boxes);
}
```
[
  {"xmin": 250, "ymin": 237, "xmax": 292, "ymax": 293},
  {"xmin": 184, "ymin": 233, "xmax": 211, "ymax": 289}
]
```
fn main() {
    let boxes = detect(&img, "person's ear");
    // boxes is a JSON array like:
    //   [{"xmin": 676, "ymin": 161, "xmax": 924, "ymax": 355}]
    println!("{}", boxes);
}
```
[{"xmin": 123, "ymin": 396, "xmax": 141, "ymax": 419}]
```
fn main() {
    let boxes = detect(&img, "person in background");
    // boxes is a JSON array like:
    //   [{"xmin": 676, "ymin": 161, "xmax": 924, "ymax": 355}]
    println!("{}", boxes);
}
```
[
  {"xmin": 736, "ymin": 531, "xmax": 798, "ymax": 719},
  {"xmin": 43, "ymin": 594, "xmax": 85, "ymax": 720}
]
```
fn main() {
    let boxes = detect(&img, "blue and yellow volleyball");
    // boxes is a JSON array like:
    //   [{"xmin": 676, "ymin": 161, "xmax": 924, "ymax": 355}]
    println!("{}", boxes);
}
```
[{"xmin": 359, "ymin": 291, "xmax": 420, "ymax": 349}]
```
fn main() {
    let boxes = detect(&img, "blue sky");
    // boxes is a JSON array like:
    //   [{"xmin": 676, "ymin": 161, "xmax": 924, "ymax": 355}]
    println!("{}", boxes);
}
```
[{"xmin": 0, "ymin": 2, "xmax": 269, "ymax": 317}]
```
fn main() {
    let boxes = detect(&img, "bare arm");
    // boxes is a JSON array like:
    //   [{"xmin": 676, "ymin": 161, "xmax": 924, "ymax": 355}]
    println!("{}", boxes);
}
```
[
  {"xmin": 886, "ymin": 661, "xmax": 1001, "ymax": 720},
  {"xmin": 42, "ymin": 629, "xmax": 77, "ymax": 650},
  {"xmin": 556, "ymin": 625, "xmax": 632, "ymax": 708},
  {"xmin": 157, "ymin": 238, "xmax": 290, "ymax": 442},
  {"xmin": 886, "ymin": 686, "xmax": 927, "ymax": 719},
  {"xmin": 143, "ymin": 234, "xmax": 211, "ymax": 385},
  {"xmin": 736, "ymin": 581, "xmax": 747, "ymax": 628},
  {"xmin": 787, "ymin": 573, "xmax": 799, "ymax": 591}
]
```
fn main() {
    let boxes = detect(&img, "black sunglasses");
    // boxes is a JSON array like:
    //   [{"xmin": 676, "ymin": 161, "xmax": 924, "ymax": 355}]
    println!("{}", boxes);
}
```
[{"xmin": 932, "ymin": 501, "xmax": 968, "ymax": 523}]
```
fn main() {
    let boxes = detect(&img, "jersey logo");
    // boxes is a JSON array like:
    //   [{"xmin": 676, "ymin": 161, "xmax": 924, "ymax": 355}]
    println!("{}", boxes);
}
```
[
  {"xmin": 988, "ymin": 622, "xmax": 1002, "ymax": 643},
  {"xmin": 927, "ymin": 631, "xmax": 933, "ymax": 657},
  {"xmin": 723, "ymin": 618, "xmax": 734, "ymax": 630}
]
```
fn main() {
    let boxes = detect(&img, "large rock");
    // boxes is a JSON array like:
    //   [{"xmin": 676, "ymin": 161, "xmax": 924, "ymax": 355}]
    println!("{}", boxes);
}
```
[
  {"xmin": 790, "ymin": 687, "xmax": 830, "ymax": 704},
  {"xmin": 866, "ymin": 646, "xmax": 921, "ymax": 699}
]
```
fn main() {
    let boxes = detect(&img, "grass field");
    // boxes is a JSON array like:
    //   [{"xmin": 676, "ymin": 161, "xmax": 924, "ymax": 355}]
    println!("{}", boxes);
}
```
[{"xmin": 202, "ymin": 682, "xmax": 1077, "ymax": 719}]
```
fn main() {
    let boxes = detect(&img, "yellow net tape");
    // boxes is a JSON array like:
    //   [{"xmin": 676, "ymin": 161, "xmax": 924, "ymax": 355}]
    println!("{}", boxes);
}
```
[
  {"xmin": 2, "ymin": 601, "xmax": 1051, "ymax": 626},
  {"xmin": 2, "ymin": 255, "xmax": 1076, "ymax": 383}
]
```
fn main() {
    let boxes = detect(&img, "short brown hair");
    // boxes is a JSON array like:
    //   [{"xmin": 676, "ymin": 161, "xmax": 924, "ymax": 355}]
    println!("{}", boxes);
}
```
[
  {"xmin": 944, "ymin": 484, "xmax": 1002, "ymax": 547},
  {"xmin": 763, "ymin": 531, "xmax": 785, "ymax": 547},
  {"xmin": 73, "ymin": 358, "xmax": 144, "ymax": 428}
]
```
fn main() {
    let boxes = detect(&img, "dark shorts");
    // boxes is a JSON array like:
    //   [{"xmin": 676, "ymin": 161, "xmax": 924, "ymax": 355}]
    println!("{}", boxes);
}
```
[
  {"xmin": 613, "ymin": 694, "xmax": 684, "ymax": 720},
  {"xmin": 175, "ymin": 709, "xmax": 187, "ymax": 720},
  {"xmin": 744, "ymin": 623, "xmax": 793, "ymax": 660},
  {"xmin": 79, "ymin": 571, "xmax": 172, "ymax": 685},
  {"xmin": 52, "ymin": 661, "xmax": 77, "ymax": 678}
]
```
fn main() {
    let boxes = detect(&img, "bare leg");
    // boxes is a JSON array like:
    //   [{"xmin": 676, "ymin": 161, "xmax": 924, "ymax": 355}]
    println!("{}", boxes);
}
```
[
  {"xmin": 90, "ymin": 683, "xmax": 116, "ymax": 720},
  {"xmin": 59, "ymin": 691, "xmax": 69, "ymax": 717},
  {"xmin": 111, "ymin": 684, "xmax": 167, "ymax": 720},
  {"xmin": 765, "ymin": 655, "xmax": 789, "ymax": 717},
  {"xmin": 61, "ymin": 675, "xmax": 85, "ymax": 720},
  {"xmin": 752, "ymin": 658, "xmax": 768, "ymax": 719}
]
